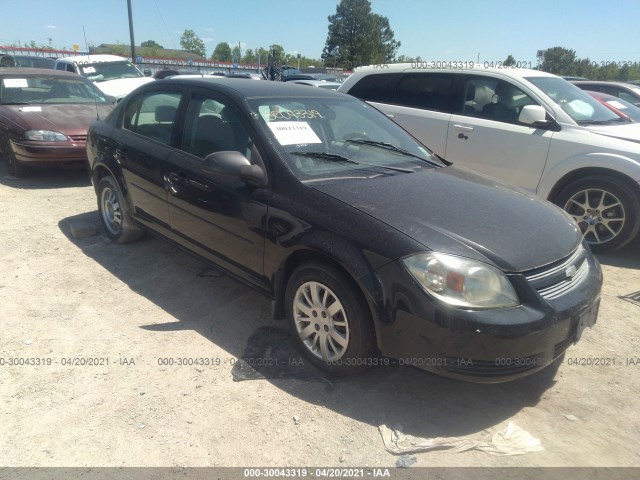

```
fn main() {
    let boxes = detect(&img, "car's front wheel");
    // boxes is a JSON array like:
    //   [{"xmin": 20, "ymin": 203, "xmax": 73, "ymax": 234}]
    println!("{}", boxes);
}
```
[
  {"xmin": 1, "ymin": 135, "xmax": 29, "ymax": 178},
  {"xmin": 97, "ymin": 175, "xmax": 144, "ymax": 243},
  {"xmin": 555, "ymin": 175, "xmax": 640, "ymax": 253},
  {"xmin": 285, "ymin": 262, "xmax": 376, "ymax": 376}
]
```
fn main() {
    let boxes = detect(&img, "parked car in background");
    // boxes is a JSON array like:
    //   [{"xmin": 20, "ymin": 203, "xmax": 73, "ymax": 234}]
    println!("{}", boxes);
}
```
[
  {"xmin": 291, "ymin": 79, "xmax": 341, "ymax": 90},
  {"xmin": 309, "ymin": 73, "xmax": 343, "ymax": 83},
  {"xmin": 585, "ymin": 90, "xmax": 640, "ymax": 123},
  {"xmin": 572, "ymin": 80, "xmax": 640, "ymax": 107},
  {"xmin": 86, "ymin": 79, "xmax": 601, "ymax": 382},
  {"xmin": 54, "ymin": 54, "xmax": 154, "ymax": 101},
  {"xmin": 0, "ymin": 54, "xmax": 55, "ymax": 69},
  {"xmin": 0, "ymin": 68, "xmax": 112, "ymax": 177},
  {"xmin": 339, "ymin": 65, "xmax": 640, "ymax": 252}
]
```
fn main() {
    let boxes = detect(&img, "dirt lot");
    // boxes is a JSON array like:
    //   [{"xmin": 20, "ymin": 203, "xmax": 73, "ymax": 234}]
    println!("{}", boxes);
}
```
[{"xmin": 0, "ymin": 165, "xmax": 639, "ymax": 473}]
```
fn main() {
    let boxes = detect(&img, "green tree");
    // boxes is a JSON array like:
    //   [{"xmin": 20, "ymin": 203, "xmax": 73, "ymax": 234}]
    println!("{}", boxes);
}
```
[
  {"xmin": 141, "ymin": 40, "xmax": 163, "ymax": 49},
  {"xmin": 540, "ymin": 47, "xmax": 577, "ymax": 75},
  {"xmin": 180, "ymin": 29, "xmax": 206, "ymax": 57},
  {"xmin": 211, "ymin": 42, "xmax": 232, "ymax": 62},
  {"xmin": 242, "ymin": 48, "xmax": 255, "ymax": 64},
  {"xmin": 322, "ymin": 0, "xmax": 400, "ymax": 69},
  {"xmin": 503, "ymin": 54, "xmax": 516, "ymax": 66}
]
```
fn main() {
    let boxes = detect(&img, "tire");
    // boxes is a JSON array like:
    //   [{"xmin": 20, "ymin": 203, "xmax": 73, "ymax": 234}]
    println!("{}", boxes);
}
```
[
  {"xmin": 1, "ymin": 136, "xmax": 29, "ymax": 178},
  {"xmin": 96, "ymin": 175, "xmax": 144, "ymax": 243},
  {"xmin": 285, "ymin": 262, "xmax": 376, "ymax": 376},
  {"xmin": 554, "ymin": 175, "xmax": 640, "ymax": 253}
]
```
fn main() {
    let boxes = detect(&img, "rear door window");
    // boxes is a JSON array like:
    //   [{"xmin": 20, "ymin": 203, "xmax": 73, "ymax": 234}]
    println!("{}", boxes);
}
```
[
  {"xmin": 123, "ymin": 91, "xmax": 182, "ymax": 146},
  {"xmin": 347, "ymin": 73, "xmax": 402, "ymax": 103},
  {"xmin": 395, "ymin": 73, "xmax": 454, "ymax": 112}
]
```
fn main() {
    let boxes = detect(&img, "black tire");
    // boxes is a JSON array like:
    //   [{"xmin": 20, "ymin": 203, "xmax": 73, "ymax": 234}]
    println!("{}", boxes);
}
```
[
  {"xmin": 554, "ymin": 175, "xmax": 640, "ymax": 253},
  {"xmin": 285, "ymin": 262, "xmax": 376, "ymax": 376},
  {"xmin": 96, "ymin": 175, "xmax": 144, "ymax": 243},
  {"xmin": 1, "ymin": 135, "xmax": 29, "ymax": 178}
]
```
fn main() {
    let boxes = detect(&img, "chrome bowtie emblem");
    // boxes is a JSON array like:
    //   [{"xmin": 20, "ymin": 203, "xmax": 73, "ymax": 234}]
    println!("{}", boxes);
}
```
[{"xmin": 565, "ymin": 265, "xmax": 577, "ymax": 279}]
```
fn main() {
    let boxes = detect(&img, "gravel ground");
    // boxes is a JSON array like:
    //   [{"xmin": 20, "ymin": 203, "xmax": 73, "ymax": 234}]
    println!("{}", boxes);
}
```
[{"xmin": 0, "ymin": 166, "xmax": 639, "ymax": 473}]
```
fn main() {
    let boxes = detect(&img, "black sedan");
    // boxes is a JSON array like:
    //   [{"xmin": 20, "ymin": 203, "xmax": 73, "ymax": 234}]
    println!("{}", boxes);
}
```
[{"xmin": 87, "ymin": 79, "xmax": 602, "ymax": 382}]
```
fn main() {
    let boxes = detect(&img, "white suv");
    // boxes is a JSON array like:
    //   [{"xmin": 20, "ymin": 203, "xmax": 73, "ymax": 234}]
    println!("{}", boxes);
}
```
[
  {"xmin": 339, "ymin": 65, "xmax": 640, "ymax": 252},
  {"xmin": 54, "ymin": 54, "xmax": 154, "ymax": 101}
]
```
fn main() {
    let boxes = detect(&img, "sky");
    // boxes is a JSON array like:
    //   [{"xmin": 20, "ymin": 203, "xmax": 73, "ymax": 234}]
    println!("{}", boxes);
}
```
[{"xmin": 2, "ymin": 0, "xmax": 639, "ymax": 64}]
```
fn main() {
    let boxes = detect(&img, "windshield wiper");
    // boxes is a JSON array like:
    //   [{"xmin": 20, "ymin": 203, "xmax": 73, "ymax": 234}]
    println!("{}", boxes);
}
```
[
  {"xmin": 288, "ymin": 151, "xmax": 415, "ymax": 173},
  {"xmin": 344, "ymin": 139, "xmax": 442, "ymax": 167},
  {"xmin": 578, "ymin": 119, "xmax": 620, "ymax": 125}
]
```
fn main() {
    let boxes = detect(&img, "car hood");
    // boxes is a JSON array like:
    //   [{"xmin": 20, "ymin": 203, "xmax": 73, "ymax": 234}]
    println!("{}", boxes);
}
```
[
  {"xmin": 586, "ymin": 122, "xmax": 640, "ymax": 144},
  {"xmin": 5, "ymin": 104, "xmax": 113, "ymax": 136},
  {"xmin": 309, "ymin": 167, "xmax": 582, "ymax": 272},
  {"xmin": 92, "ymin": 77, "xmax": 154, "ymax": 98}
]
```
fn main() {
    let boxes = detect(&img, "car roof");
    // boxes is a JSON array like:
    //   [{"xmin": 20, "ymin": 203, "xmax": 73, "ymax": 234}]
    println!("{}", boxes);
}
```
[
  {"xmin": 351, "ymin": 63, "xmax": 557, "ymax": 79},
  {"xmin": 156, "ymin": 77, "xmax": 348, "ymax": 99},
  {"xmin": 572, "ymin": 80, "xmax": 640, "ymax": 88},
  {"xmin": 0, "ymin": 67, "xmax": 80, "ymax": 77}
]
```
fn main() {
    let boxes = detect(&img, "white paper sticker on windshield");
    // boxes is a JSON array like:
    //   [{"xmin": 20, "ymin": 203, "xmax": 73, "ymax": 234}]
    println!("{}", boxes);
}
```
[
  {"xmin": 3, "ymin": 78, "xmax": 28, "ymax": 88},
  {"xmin": 82, "ymin": 66, "xmax": 96, "ymax": 73},
  {"xmin": 607, "ymin": 100, "xmax": 626, "ymax": 109},
  {"xmin": 267, "ymin": 121, "xmax": 322, "ymax": 145},
  {"xmin": 19, "ymin": 106, "xmax": 42, "ymax": 112}
]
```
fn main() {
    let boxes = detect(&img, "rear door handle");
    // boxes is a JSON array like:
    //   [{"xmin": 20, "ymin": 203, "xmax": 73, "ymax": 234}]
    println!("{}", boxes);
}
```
[
  {"xmin": 453, "ymin": 124, "xmax": 474, "ymax": 132},
  {"xmin": 168, "ymin": 172, "xmax": 189, "ymax": 186}
]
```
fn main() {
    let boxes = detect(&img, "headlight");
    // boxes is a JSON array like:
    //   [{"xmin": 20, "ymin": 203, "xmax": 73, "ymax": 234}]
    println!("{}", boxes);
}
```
[
  {"xmin": 402, "ymin": 252, "xmax": 519, "ymax": 309},
  {"xmin": 24, "ymin": 130, "xmax": 68, "ymax": 142}
]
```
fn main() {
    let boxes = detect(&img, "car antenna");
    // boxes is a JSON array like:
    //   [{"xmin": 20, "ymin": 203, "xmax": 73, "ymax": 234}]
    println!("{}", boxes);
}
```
[{"xmin": 83, "ymin": 25, "xmax": 100, "ymax": 120}]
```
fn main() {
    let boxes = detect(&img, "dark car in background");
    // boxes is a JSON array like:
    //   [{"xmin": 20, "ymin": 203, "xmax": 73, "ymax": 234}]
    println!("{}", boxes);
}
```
[
  {"xmin": 0, "ymin": 54, "xmax": 56, "ymax": 69},
  {"xmin": 0, "ymin": 68, "xmax": 112, "ymax": 177},
  {"xmin": 572, "ymin": 80, "xmax": 640, "ymax": 107},
  {"xmin": 86, "ymin": 79, "xmax": 601, "ymax": 382}
]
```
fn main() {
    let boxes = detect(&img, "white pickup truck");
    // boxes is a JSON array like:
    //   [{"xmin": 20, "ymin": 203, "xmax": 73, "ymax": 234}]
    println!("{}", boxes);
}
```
[{"xmin": 54, "ymin": 54, "xmax": 154, "ymax": 102}]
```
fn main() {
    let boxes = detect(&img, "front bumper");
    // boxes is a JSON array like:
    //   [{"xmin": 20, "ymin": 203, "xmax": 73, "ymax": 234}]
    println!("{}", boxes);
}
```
[
  {"xmin": 12, "ymin": 140, "xmax": 87, "ymax": 165},
  {"xmin": 373, "ymin": 248, "xmax": 603, "ymax": 383}
]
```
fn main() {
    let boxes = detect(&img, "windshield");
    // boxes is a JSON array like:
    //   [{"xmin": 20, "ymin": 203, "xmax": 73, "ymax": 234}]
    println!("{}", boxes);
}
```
[
  {"xmin": 78, "ymin": 61, "xmax": 143, "ymax": 82},
  {"xmin": 0, "ymin": 75, "xmax": 110, "ymax": 104},
  {"xmin": 247, "ymin": 96, "xmax": 441, "ymax": 180},
  {"xmin": 526, "ymin": 76, "xmax": 622, "ymax": 124}
]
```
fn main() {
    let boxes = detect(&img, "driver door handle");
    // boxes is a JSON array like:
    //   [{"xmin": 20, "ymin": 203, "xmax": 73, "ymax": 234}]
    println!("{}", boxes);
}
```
[{"xmin": 453, "ymin": 124, "xmax": 474, "ymax": 132}]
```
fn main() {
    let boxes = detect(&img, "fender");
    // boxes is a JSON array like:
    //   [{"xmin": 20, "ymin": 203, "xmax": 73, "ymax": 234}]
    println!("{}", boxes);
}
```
[{"xmin": 538, "ymin": 152, "xmax": 640, "ymax": 200}]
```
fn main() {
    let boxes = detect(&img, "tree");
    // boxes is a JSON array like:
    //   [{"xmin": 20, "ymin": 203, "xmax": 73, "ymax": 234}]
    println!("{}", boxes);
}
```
[
  {"xmin": 322, "ymin": 0, "xmax": 400, "ymax": 69},
  {"xmin": 540, "ymin": 47, "xmax": 576, "ymax": 75},
  {"xmin": 141, "ymin": 40, "xmax": 163, "ymax": 49},
  {"xmin": 180, "ymin": 29, "xmax": 206, "ymax": 57},
  {"xmin": 503, "ymin": 54, "xmax": 516, "ymax": 66},
  {"xmin": 211, "ymin": 42, "xmax": 232, "ymax": 62},
  {"xmin": 242, "ymin": 48, "xmax": 255, "ymax": 64}
]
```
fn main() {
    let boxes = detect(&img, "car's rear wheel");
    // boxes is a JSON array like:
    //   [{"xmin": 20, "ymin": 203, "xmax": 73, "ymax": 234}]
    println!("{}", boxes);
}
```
[
  {"xmin": 1, "ymin": 136, "xmax": 29, "ymax": 178},
  {"xmin": 285, "ymin": 262, "xmax": 376, "ymax": 376},
  {"xmin": 97, "ymin": 175, "xmax": 144, "ymax": 243},
  {"xmin": 555, "ymin": 175, "xmax": 640, "ymax": 253}
]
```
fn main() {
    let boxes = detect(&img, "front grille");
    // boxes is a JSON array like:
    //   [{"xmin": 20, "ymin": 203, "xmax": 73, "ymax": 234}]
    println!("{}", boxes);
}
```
[
  {"xmin": 524, "ymin": 246, "xmax": 589, "ymax": 300},
  {"xmin": 554, "ymin": 333, "xmax": 576, "ymax": 358},
  {"xmin": 69, "ymin": 135, "xmax": 87, "ymax": 143},
  {"xmin": 442, "ymin": 354, "xmax": 543, "ymax": 377}
]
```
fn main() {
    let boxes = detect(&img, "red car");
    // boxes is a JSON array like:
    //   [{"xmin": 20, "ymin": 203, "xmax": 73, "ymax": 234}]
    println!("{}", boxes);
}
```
[
  {"xmin": 585, "ymin": 90, "xmax": 640, "ymax": 123},
  {"xmin": 0, "ymin": 68, "xmax": 112, "ymax": 177}
]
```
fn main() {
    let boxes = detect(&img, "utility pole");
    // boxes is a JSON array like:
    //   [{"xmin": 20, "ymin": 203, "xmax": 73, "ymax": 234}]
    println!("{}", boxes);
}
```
[{"xmin": 127, "ymin": 0, "xmax": 136, "ymax": 63}]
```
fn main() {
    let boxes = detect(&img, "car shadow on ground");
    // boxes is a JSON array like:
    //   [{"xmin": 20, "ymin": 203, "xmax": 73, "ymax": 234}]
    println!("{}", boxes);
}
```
[
  {"xmin": 0, "ymin": 162, "xmax": 90, "ymax": 189},
  {"xmin": 596, "ymin": 234, "xmax": 640, "ymax": 269},
  {"xmin": 60, "ymin": 210, "xmax": 565, "ymax": 440}
]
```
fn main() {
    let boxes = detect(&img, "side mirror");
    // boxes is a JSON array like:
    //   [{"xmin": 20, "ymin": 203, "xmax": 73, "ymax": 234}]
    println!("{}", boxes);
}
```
[
  {"xmin": 201, "ymin": 151, "xmax": 266, "ymax": 187},
  {"xmin": 519, "ymin": 105, "xmax": 549, "ymax": 125},
  {"xmin": 144, "ymin": 69, "xmax": 152, "ymax": 77},
  {"xmin": 105, "ymin": 94, "xmax": 117, "ymax": 104}
]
